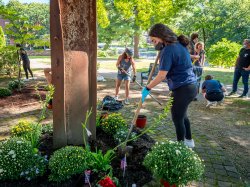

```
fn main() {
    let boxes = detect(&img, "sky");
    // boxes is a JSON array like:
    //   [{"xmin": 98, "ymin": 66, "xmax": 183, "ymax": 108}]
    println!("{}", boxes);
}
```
[{"xmin": 2, "ymin": 0, "xmax": 49, "ymax": 4}]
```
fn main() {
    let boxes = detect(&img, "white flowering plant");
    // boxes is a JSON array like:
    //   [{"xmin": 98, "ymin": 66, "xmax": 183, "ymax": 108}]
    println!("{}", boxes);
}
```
[
  {"xmin": 143, "ymin": 141, "xmax": 205, "ymax": 186},
  {"xmin": 0, "ymin": 137, "xmax": 47, "ymax": 181},
  {"xmin": 48, "ymin": 146, "xmax": 91, "ymax": 182},
  {"xmin": 113, "ymin": 127, "xmax": 137, "ymax": 144}
]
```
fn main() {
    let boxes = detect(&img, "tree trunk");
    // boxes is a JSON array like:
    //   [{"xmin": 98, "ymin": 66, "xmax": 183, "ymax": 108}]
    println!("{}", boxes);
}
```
[{"xmin": 134, "ymin": 33, "xmax": 140, "ymax": 58}]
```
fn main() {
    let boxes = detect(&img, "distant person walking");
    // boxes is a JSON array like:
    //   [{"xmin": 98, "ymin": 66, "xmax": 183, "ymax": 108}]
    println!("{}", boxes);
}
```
[
  {"xmin": 228, "ymin": 39, "xmax": 250, "ymax": 98},
  {"xmin": 114, "ymin": 48, "xmax": 136, "ymax": 105},
  {"xmin": 16, "ymin": 43, "xmax": 33, "ymax": 80}
]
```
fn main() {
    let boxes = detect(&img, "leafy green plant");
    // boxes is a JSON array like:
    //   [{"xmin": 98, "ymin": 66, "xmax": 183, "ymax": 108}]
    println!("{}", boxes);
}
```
[
  {"xmin": 11, "ymin": 120, "xmax": 42, "ymax": 152},
  {"xmin": 207, "ymin": 38, "xmax": 241, "ymax": 67},
  {"xmin": 0, "ymin": 46, "xmax": 19, "ymax": 78},
  {"xmin": 101, "ymin": 113, "xmax": 127, "ymax": 135},
  {"xmin": 0, "ymin": 87, "xmax": 12, "ymax": 97},
  {"xmin": 114, "ymin": 126, "xmax": 137, "ymax": 144},
  {"xmin": 143, "ymin": 141, "xmax": 205, "ymax": 186},
  {"xmin": 88, "ymin": 149, "xmax": 115, "ymax": 176},
  {"xmin": 0, "ymin": 137, "xmax": 47, "ymax": 181},
  {"xmin": 41, "ymin": 123, "xmax": 53, "ymax": 134},
  {"xmin": 8, "ymin": 79, "xmax": 24, "ymax": 91},
  {"xmin": 48, "ymin": 146, "xmax": 90, "ymax": 182}
]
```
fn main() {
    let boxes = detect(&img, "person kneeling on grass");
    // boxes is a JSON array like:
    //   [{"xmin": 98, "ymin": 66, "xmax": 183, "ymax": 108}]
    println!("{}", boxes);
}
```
[{"xmin": 202, "ymin": 75, "xmax": 227, "ymax": 108}]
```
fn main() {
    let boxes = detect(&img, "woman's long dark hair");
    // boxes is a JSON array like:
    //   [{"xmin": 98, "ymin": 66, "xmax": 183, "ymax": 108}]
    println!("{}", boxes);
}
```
[{"xmin": 149, "ymin": 23, "xmax": 189, "ymax": 47}]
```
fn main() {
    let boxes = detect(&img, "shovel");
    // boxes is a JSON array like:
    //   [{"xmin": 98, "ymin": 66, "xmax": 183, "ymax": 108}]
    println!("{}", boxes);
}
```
[{"xmin": 124, "ymin": 53, "xmax": 161, "ymax": 146}]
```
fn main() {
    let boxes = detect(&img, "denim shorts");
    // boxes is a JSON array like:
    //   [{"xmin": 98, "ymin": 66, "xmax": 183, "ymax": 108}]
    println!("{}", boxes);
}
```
[{"xmin": 117, "ymin": 73, "xmax": 131, "ymax": 81}]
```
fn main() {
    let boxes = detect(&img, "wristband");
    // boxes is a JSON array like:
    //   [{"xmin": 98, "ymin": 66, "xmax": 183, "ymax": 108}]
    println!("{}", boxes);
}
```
[{"xmin": 146, "ymin": 86, "xmax": 151, "ymax": 91}]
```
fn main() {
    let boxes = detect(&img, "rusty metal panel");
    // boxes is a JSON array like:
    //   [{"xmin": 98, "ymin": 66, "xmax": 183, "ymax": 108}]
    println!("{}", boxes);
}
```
[
  {"xmin": 50, "ymin": 0, "xmax": 67, "ymax": 148},
  {"xmin": 60, "ymin": 0, "xmax": 97, "ymax": 144}
]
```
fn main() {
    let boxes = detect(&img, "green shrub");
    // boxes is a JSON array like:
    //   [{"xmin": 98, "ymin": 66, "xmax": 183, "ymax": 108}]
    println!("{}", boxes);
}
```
[
  {"xmin": 0, "ymin": 137, "xmax": 47, "ymax": 181},
  {"xmin": 8, "ymin": 80, "xmax": 24, "ymax": 91},
  {"xmin": 0, "ymin": 87, "xmax": 12, "ymax": 97},
  {"xmin": 48, "ymin": 146, "xmax": 90, "ymax": 182},
  {"xmin": 97, "ymin": 50, "xmax": 107, "ymax": 57},
  {"xmin": 114, "ymin": 126, "xmax": 137, "ymax": 143},
  {"xmin": 41, "ymin": 123, "xmax": 53, "ymax": 134},
  {"xmin": 11, "ymin": 120, "xmax": 42, "ymax": 151},
  {"xmin": 101, "ymin": 113, "xmax": 127, "ymax": 135},
  {"xmin": 0, "ymin": 46, "xmax": 19, "ymax": 77},
  {"xmin": 207, "ymin": 38, "xmax": 241, "ymax": 67},
  {"xmin": 143, "ymin": 141, "xmax": 205, "ymax": 186}
]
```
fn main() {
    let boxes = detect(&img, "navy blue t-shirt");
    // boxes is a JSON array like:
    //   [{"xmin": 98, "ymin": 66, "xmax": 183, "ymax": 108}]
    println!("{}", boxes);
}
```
[
  {"xmin": 202, "ymin": 80, "xmax": 222, "ymax": 94},
  {"xmin": 159, "ymin": 42, "xmax": 196, "ymax": 90}
]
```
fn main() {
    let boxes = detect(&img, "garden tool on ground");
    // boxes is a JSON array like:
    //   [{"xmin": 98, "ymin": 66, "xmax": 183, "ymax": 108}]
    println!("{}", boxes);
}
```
[
  {"xmin": 118, "ymin": 67, "xmax": 162, "ymax": 106},
  {"xmin": 123, "ymin": 53, "xmax": 161, "ymax": 146}
]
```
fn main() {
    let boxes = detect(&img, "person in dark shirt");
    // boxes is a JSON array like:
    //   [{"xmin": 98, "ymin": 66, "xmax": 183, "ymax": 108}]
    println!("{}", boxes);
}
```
[
  {"xmin": 228, "ymin": 39, "xmax": 250, "ymax": 98},
  {"xmin": 202, "ymin": 75, "xmax": 227, "ymax": 107},
  {"xmin": 16, "ymin": 43, "xmax": 33, "ymax": 80},
  {"xmin": 141, "ymin": 23, "xmax": 197, "ymax": 148}
]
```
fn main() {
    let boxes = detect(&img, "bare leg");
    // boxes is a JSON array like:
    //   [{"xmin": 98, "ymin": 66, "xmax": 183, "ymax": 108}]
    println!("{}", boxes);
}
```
[
  {"xmin": 44, "ymin": 68, "xmax": 52, "ymax": 84},
  {"xmin": 115, "ymin": 79, "xmax": 122, "ymax": 96},
  {"xmin": 125, "ymin": 80, "xmax": 130, "ymax": 98}
]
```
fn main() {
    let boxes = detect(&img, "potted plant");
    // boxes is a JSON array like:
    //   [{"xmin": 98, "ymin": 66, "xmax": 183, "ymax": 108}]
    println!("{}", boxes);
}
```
[
  {"xmin": 136, "ymin": 115, "xmax": 147, "ymax": 128},
  {"xmin": 143, "ymin": 141, "xmax": 205, "ymax": 186}
]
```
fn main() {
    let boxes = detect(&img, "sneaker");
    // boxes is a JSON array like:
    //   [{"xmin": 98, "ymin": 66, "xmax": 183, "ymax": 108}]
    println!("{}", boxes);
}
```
[
  {"xmin": 184, "ymin": 139, "xmax": 195, "ymax": 148},
  {"xmin": 23, "ymin": 78, "xmax": 29, "ymax": 82},
  {"xmin": 238, "ymin": 94, "xmax": 248, "ymax": 98},
  {"xmin": 124, "ymin": 98, "xmax": 130, "ymax": 105},
  {"xmin": 206, "ymin": 101, "xmax": 217, "ymax": 108},
  {"xmin": 227, "ymin": 91, "xmax": 236, "ymax": 96},
  {"xmin": 114, "ymin": 96, "xmax": 118, "ymax": 100}
]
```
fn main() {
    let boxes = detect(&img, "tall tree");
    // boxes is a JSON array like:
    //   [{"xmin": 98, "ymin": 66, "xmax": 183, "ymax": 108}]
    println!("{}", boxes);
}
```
[
  {"xmin": 2, "ymin": 0, "xmax": 43, "ymax": 46},
  {"xmin": 173, "ymin": 0, "xmax": 250, "ymax": 48},
  {"xmin": 113, "ymin": 0, "xmax": 190, "ymax": 58}
]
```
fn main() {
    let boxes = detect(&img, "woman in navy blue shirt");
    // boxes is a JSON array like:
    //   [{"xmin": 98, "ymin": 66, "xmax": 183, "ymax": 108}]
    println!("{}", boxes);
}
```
[{"xmin": 141, "ymin": 23, "xmax": 197, "ymax": 148}]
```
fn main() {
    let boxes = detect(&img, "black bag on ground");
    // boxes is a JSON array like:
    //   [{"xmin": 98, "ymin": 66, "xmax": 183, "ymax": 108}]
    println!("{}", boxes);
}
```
[{"xmin": 101, "ymin": 95, "xmax": 123, "ymax": 111}]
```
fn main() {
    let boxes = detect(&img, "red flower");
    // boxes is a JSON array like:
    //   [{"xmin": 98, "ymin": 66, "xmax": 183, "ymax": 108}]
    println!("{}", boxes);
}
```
[{"xmin": 98, "ymin": 176, "xmax": 116, "ymax": 187}]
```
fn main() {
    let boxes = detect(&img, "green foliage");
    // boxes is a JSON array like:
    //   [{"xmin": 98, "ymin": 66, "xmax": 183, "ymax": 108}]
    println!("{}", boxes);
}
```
[
  {"xmin": 0, "ymin": 26, "xmax": 6, "ymax": 48},
  {"xmin": 48, "ymin": 146, "xmax": 89, "ymax": 182},
  {"xmin": 88, "ymin": 149, "xmax": 115, "ymax": 175},
  {"xmin": 101, "ymin": 113, "xmax": 127, "ymax": 135},
  {"xmin": 207, "ymin": 38, "xmax": 241, "ymax": 67},
  {"xmin": 0, "ymin": 137, "xmax": 47, "ymax": 181},
  {"xmin": 113, "ymin": 126, "xmax": 137, "ymax": 144},
  {"xmin": 143, "ymin": 141, "xmax": 205, "ymax": 186},
  {"xmin": 11, "ymin": 120, "xmax": 42, "ymax": 152},
  {"xmin": 8, "ymin": 79, "xmax": 24, "ymax": 91},
  {"xmin": 41, "ymin": 123, "xmax": 53, "ymax": 134},
  {"xmin": 97, "ymin": 0, "xmax": 110, "ymax": 28},
  {"xmin": 0, "ymin": 87, "xmax": 12, "ymax": 97},
  {"xmin": 0, "ymin": 46, "xmax": 19, "ymax": 77}
]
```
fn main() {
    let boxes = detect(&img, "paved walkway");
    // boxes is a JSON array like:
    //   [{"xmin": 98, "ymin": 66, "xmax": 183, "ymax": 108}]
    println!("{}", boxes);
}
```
[{"xmin": 0, "ymin": 66, "xmax": 248, "ymax": 186}]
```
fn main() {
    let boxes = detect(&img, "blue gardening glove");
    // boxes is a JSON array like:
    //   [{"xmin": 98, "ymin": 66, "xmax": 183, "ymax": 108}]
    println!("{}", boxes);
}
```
[{"xmin": 141, "ymin": 87, "xmax": 150, "ymax": 103}]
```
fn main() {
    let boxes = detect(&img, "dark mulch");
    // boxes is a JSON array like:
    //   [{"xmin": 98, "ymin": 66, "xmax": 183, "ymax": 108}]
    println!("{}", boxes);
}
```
[
  {"xmin": 0, "ymin": 87, "xmax": 46, "ymax": 108},
  {"xmin": 0, "ymin": 127, "xmax": 155, "ymax": 187}
]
